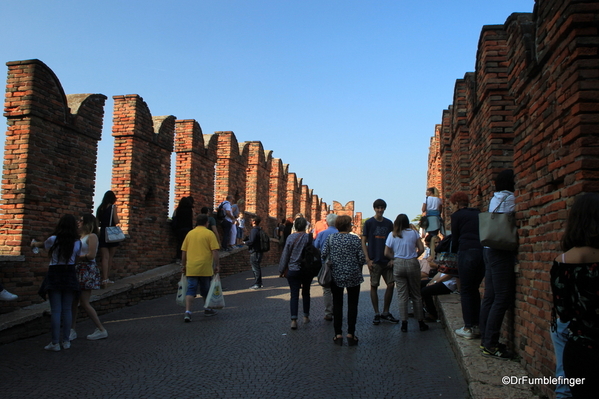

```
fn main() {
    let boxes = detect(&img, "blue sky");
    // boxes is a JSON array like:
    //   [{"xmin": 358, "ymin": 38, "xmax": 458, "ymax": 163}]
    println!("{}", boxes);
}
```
[{"xmin": 0, "ymin": 0, "xmax": 534, "ymax": 221}]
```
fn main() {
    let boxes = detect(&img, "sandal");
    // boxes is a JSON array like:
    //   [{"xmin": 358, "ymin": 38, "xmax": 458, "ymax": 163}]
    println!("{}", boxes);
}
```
[
  {"xmin": 333, "ymin": 335, "xmax": 343, "ymax": 346},
  {"xmin": 347, "ymin": 334, "xmax": 359, "ymax": 346}
]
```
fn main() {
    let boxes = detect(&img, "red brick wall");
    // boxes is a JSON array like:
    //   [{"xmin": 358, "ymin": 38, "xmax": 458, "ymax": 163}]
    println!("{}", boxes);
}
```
[
  {"xmin": 0, "ymin": 60, "xmax": 362, "ymax": 315},
  {"xmin": 1, "ymin": 59, "xmax": 106, "ymax": 311},
  {"xmin": 111, "ymin": 95, "xmax": 175, "ymax": 274},
  {"xmin": 427, "ymin": 0, "xmax": 599, "ymax": 394}
]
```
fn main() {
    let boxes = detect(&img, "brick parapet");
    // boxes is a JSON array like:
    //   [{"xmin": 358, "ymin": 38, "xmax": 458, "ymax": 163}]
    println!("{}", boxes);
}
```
[{"xmin": 427, "ymin": 0, "xmax": 599, "ymax": 395}]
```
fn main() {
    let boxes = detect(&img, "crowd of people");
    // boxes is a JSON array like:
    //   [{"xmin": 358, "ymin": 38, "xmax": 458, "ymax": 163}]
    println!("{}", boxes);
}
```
[{"xmin": 4, "ymin": 173, "xmax": 597, "ymax": 398}]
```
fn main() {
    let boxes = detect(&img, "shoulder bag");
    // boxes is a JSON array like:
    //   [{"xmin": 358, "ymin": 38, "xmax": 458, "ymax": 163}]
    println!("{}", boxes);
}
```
[
  {"xmin": 317, "ymin": 235, "xmax": 334, "ymax": 287},
  {"xmin": 479, "ymin": 196, "xmax": 518, "ymax": 251},
  {"xmin": 105, "ymin": 205, "xmax": 126, "ymax": 243}
]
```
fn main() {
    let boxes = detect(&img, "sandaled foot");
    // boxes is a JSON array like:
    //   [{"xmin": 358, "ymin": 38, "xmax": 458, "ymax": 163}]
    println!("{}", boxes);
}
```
[
  {"xmin": 347, "ymin": 334, "xmax": 359, "ymax": 346},
  {"xmin": 333, "ymin": 335, "xmax": 343, "ymax": 346}
]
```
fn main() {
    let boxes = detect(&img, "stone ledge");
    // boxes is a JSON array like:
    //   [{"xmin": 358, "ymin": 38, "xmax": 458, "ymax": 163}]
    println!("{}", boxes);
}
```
[{"xmin": 437, "ymin": 294, "xmax": 540, "ymax": 399}]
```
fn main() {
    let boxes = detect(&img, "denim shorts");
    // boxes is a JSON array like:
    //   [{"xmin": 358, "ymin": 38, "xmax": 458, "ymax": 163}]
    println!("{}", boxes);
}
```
[{"xmin": 186, "ymin": 276, "xmax": 212, "ymax": 298}]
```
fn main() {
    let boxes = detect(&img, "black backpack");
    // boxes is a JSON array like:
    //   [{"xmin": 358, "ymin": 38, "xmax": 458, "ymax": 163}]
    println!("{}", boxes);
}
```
[
  {"xmin": 300, "ymin": 236, "xmax": 321, "ymax": 277},
  {"xmin": 216, "ymin": 202, "xmax": 227, "ymax": 220},
  {"xmin": 258, "ymin": 228, "xmax": 271, "ymax": 252}
]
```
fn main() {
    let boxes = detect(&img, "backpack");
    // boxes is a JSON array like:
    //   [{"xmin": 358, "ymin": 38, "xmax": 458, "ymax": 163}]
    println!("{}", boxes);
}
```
[
  {"xmin": 216, "ymin": 202, "xmax": 227, "ymax": 220},
  {"xmin": 300, "ymin": 236, "xmax": 321, "ymax": 277},
  {"xmin": 258, "ymin": 228, "xmax": 271, "ymax": 252}
]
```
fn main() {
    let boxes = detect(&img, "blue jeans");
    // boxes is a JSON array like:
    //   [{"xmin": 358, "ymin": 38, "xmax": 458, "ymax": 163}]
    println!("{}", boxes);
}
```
[
  {"xmin": 48, "ymin": 289, "xmax": 76, "ymax": 344},
  {"xmin": 250, "ymin": 251, "xmax": 263, "ymax": 285},
  {"xmin": 287, "ymin": 270, "xmax": 312, "ymax": 319},
  {"xmin": 458, "ymin": 248, "xmax": 485, "ymax": 328},
  {"xmin": 551, "ymin": 319, "xmax": 572, "ymax": 398},
  {"xmin": 479, "ymin": 248, "xmax": 515, "ymax": 349}
]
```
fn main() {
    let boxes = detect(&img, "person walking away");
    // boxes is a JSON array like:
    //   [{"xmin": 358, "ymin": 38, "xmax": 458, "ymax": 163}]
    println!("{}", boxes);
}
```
[
  {"xmin": 384, "ymin": 213, "xmax": 428, "ymax": 332},
  {"xmin": 71, "ymin": 213, "xmax": 108, "ymax": 341},
  {"xmin": 361, "ymin": 199, "xmax": 399, "ymax": 325},
  {"xmin": 449, "ymin": 191, "xmax": 485, "ymax": 340},
  {"xmin": 31, "ymin": 215, "xmax": 82, "ymax": 351},
  {"xmin": 321, "ymin": 215, "xmax": 365, "ymax": 345},
  {"xmin": 479, "ymin": 169, "xmax": 517, "ymax": 359},
  {"xmin": 244, "ymin": 216, "xmax": 265, "ymax": 289},
  {"xmin": 96, "ymin": 191, "xmax": 120, "ymax": 286},
  {"xmin": 181, "ymin": 214, "xmax": 221, "ymax": 322},
  {"xmin": 314, "ymin": 213, "xmax": 338, "ymax": 321},
  {"xmin": 278, "ymin": 217, "xmax": 313, "ymax": 330},
  {"xmin": 551, "ymin": 193, "xmax": 599, "ymax": 398}
]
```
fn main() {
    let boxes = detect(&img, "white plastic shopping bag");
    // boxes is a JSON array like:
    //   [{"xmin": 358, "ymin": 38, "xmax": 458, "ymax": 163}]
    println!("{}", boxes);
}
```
[
  {"xmin": 204, "ymin": 273, "xmax": 225, "ymax": 309},
  {"xmin": 176, "ymin": 274, "xmax": 188, "ymax": 307}
]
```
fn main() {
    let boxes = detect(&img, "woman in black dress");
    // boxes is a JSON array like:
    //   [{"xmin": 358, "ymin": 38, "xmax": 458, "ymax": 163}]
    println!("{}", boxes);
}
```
[{"xmin": 97, "ymin": 191, "xmax": 119, "ymax": 286}]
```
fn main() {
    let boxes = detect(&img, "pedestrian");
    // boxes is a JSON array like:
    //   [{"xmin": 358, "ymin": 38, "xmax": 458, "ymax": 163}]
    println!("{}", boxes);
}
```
[
  {"xmin": 172, "ymin": 196, "xmax": 194, "ymax": 263},
  {"xmin": 218, "ymin": 195, "xmax": 235, "ymax": 251},
  {"xmin": 71, "ymin": 213, "xmax": 108, "ymax": 341},
  {"xmin": 551, "ymin": 193, "xmax": 599, "ymax": 398},
  {"xmin": 422, "ymin": 187, "xmax": 443, "ymax": 239},
  {"xmin": 200, "ymin": 206, "xmax": 220, "ymax": 243},
  {"xmin": 321, "ymin": 215, "xmax": 365, "ymax": 346},
  {"xmin": 31, "ymin": 214, "xmax": 81, "ymax": 351},
  {"xmin": 314, "ymin": 213, "xmax": 338, "ymax": 321},
  {"xmin": 312, "ymin": 210, "xmax": 329, "ymax": 239},
  {"xmin": 384, "ymin": 213, "xmax": 428, "ymax": 332},
  {"xmin": 244, "ymin": 216, "xmax": 265, "ymax": 289},
  {"xmin": 479, "ymin": 169, "xmax": 517, "ymax": 359},
  {"xmin": 279, "ymin": 217, "xmax": 313, "ymax": 330},
  {"xmin": 181, "ymin": 214, "xmax": 221, "ymax": 322},
  {"xmin": 449, "ymin": 191, "xmax": 485, "ymax": 340},
  {"xmin": 96, "ymin": 190, "xmax": 120, "ymax": 286},
  {"xmin": 361, "ymin": 199, "xmax": 399, "ymax": 325}
]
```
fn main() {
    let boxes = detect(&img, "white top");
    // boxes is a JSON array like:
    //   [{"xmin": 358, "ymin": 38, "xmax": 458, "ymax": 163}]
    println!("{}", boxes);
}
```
[
  {"xmin": 425, "ymin": 196, "xmax": 442, "ymax": 211},
  {"xmin": 79, "ymin": 234, "xmax": 98, "ymax": 259},
  {"xmin": 385, "ymin": 229, "xmax": 420, "ymax": 259},
  {"xmin": 44, "ymin": 236, "xmax": 82, "ymax": 265},
  {"xmin": 222, "ymin": 201, "xmax": 233, "ymax": 222},
  {"xmin": 440, "ymin": 273, "xmax": 458, "ymax": 291},
  {"xmin": 489, "ymin": 190, "xmax": 515, "ymax": 213}
]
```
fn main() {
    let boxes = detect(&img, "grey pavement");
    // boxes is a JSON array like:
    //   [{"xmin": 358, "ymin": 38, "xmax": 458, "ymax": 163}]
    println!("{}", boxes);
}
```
[{"xmin": 1, "ymin": 265, "xmax": 470, "ymax": 399}]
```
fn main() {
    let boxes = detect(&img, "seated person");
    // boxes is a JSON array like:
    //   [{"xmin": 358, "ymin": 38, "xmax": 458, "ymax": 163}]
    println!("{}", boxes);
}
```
[{"xmin": 421, "ymin": 271, "xmax": 458, "ymax": 321}]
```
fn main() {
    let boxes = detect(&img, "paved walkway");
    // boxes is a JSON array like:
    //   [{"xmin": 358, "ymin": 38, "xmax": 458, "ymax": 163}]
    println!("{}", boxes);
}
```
[{"xmin": 1, "ymin": 265, "xmax": 470, "ymax": 399}]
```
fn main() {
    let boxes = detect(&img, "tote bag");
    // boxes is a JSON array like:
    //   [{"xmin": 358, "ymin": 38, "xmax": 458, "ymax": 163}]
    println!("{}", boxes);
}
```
[{"xmin": 479, "ymin": 197, "xmax": 518, "ymax": 251}]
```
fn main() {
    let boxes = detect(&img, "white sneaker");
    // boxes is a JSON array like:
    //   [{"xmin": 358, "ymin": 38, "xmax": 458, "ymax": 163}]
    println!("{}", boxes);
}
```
[
  {"xmin": 69, "ymin": 329, "xmax": 77, "ymax": 341},
  {"xmin": 455, "ymin": 326, "xmax": 476, "ymax": 339},
  {"xmin": 87, "ymin": 328, "xmax": 108, "ymax": 340},
  {"xmin": 0, "ymin": 289, "xmax": 18, "ymax": 301},
  {"xmin": 62, "ymin": 341, "xmax": 71, "ymax": 349},
  {"xmin": 44, "ymin": 342, "xmax": 60, "ymax": 351}
]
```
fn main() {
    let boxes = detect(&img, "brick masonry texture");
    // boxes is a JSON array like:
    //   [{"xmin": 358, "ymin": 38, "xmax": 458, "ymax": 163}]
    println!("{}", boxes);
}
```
[
  {"xmin": 426, "ymin": 1, "xmax": 599, "ymax": 396},
  {"xmin": 0, "ymin": 59, "xmax": 359, "ymax": 315}
]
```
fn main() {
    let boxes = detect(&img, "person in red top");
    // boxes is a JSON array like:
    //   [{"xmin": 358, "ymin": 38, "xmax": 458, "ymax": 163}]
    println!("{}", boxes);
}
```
[{"xmin": 312, "ymin": 210, "xmax": 329, "ymax": 239}]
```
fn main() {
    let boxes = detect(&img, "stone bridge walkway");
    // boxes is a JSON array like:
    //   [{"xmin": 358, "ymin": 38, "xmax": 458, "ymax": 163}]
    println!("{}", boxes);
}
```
[{"xmin": 0, "ymin": 264, "xmax": 537, "ymax": 399}]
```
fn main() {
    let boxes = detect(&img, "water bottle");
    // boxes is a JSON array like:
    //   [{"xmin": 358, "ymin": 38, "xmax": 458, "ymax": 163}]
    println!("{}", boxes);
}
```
[{"xmin": 31, "ymin": 239, "xmax": 39, "ymax": 254}]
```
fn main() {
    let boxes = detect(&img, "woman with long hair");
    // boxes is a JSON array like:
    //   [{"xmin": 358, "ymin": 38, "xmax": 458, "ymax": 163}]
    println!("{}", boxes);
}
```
[
  {"xmin": 70, "ymin": 214, "xmax": 108, "ymax": 341},
  {"xmin": 385, "ymin": 214, "xmax": 427, "ymax": 332},
  {"xmin": 422, "ymin": 187, "xmax": 443, "ymax": 239},
  {"xmin": 479, "ymin": 169, "xmax": 517, "ymax": 359},
  {"xmin": 551, "ymin": 193, "xmax": 599, "ymax": 398},
  {"xmin": 278, "ymin": 217, "xmax": 313, "ymax": 330},
  {"xmin": 321, "ymin": 215, "xmax": 365, "ymax": 345},
  {"xmin": 97, "ymin": 191, "xmax": 119, "ymax": 286},
  {"xmin": 32, "ymin": 215, "xmax": 81, "ymax": 351}
]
